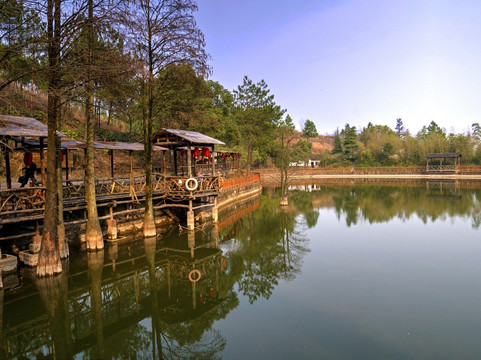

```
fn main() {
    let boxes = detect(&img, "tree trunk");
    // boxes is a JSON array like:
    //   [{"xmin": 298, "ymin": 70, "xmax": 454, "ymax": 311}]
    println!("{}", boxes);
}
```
[
  {"xmin": 85, "ymin": 0, "xmax": 103, "ymax": 250},
  {"xmin": 144, "ymin": 23, "xmax": 156, "ymax": 237},
  {"xmin": 57, "ymin": 103, "xmax": 68, "ymax": 259},
  {"xmin": 38, "ymin": 0, "xmax": 62, "ymax": 277}
]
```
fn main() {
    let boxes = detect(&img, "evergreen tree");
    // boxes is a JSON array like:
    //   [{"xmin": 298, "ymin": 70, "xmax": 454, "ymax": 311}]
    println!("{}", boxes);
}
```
[
  {"xmin": 395, "ymin": 118, "xmax": 404, "ymax": 137},
  {"xmin": 342, "ymin": 124, "xmax": 358, "ymax": 161},
  {"xmin": 302, "ymin": 119, "xmax": 318, "ymax": 137},
  {"xmin": 332, "ymin": 129, "xmax": 343, "ymax": 154},
  {"xmin": 233, "ymin": 76, "xmax": 285, "ymax": 173}
]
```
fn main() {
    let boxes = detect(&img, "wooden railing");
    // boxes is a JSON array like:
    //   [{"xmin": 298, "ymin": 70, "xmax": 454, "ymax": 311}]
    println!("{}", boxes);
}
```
[
  {"xmin": 0, "ymin": 187, "xmax": 46, "ymax": 214},
  {"xmin": 426, "ymin": 165, "xmax": 457, "ymax": 173},
  {"xmin": 160, "ymin": 174, "xmax": 221, "ymax": 199}
]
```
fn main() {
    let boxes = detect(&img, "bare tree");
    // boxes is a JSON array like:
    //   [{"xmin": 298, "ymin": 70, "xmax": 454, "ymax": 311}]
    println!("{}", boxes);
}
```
[
  {"xmin": 128, "ymin": 0, "xmax": 209, "ymax": 236},
  {"xmin": 84, "ymin": 0, "xmax": 103, "ymax": 250}
]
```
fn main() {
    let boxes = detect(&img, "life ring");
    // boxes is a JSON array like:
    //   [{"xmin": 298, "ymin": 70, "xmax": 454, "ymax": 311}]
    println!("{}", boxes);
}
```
[
  {"xmin": 189, "ymin": 269, "xmax": 201, "ymax": 282},
  {"xmin": 185, "ymin": 177, "xmax": 198, "ymax": 191}
]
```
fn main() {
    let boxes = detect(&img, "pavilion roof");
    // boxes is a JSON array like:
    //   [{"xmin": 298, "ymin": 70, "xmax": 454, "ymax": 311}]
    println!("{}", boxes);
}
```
[
  {"xmin": 425, "ymin": 153, "xmax": 461, "ymax": 158},
  {"xmin": 153, "ymin": 128, "xmax": 225, "ymax": 147},
  {"xmin": 0, "ymin": 114, "xmax": 65, "ymax": 138}
]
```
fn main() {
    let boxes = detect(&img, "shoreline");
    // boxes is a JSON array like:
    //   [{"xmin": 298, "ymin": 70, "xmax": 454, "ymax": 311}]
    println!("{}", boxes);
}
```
[{"xmin": 285, "ymin": 174, "xmax": 481, "ymax": 180}]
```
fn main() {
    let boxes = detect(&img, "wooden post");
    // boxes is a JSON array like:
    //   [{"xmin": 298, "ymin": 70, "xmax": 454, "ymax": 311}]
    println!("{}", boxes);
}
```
[
  {"xmin": 187, "ymin": 146, "xmax": 192, "ymax": 177},
  {"xmin": 162, "ymin": 151, "xmax": 166, "ymax": 176},
  {"xmin": 107, "ymin": 206, "xmax": 117, "ymax": 241},
  {"xmin": 212, "ymin": 146, "xmax": 216, "ymax": 176},
  {"xmin": 212, "ymin": 196, "xmax": 218, "ymax": 223},
  {"xmin": 129, "ymin": 150, "xmax": 135, "ymax": 198},
  {"xmin": 187, "ymin": 199, "xmax": 194, "ymax": 230},
  {"xmin": 65, "ymin": 149, "xmax": 69, "ymax": 180},
  {"xmin": 4, "ymin": 149, "xmax": 11, "ymax": 189},
  {"xmin": 109, "ymin": 149, "xmax": 114, "ymax": 178},
  {"xmin": 40, "ymin": 137, "xmax": 45, "ymax": 186},
  {"xmin": 173, "ymin": 149, "xmax": 178, "ymax": 176}
]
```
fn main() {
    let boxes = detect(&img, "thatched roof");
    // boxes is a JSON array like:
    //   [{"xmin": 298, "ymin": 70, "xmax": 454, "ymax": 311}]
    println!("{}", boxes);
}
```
[
  {"xmin": 153, "ymin": 128, "xmax": 225, "ymax": 147},
  {"xmin": 0, "ymin": 114, "xmax": 65, "ymax": 137}
]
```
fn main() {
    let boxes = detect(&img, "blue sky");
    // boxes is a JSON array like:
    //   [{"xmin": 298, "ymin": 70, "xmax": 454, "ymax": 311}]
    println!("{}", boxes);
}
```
[{"xmin": 196, "ymin": 0, "xmax": 481, "ymax": 135}]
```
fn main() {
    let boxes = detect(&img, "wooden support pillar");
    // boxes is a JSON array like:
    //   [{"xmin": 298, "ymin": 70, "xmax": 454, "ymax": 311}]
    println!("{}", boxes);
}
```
[
  {"xmin": 4, "ymin": 149, "xmax": 11, "ymax": 189},
  {"xmin": 40, "ymin": 137, "xmax": 45, "ymax": 186},
  {"xmin": 109, "ymin": 150, "xmax": 114, "ymax": 178},
  {"xmin": 107, "ymin": 206, "xmax": 117, "ymax": 241},
  {"xmin": 30, "ymin": 222, "xmax": 42, "ymax": 254},
  {"xmin": 211, "ymin": 146, "xmax": 215, "ymax": 175},
  {"xmin": 212, "ymin": 196, "xmax": 218, "ymax": 223},
  {"xmin": 162, "ymin": 151, "xmax": 166, "ymax": 176},
  {"xmin": 173, "ymin": 149, "xmax": 178, "ymax": 176},
  {"xmin": 65, "ymin": 149, "xmax": 69, "ymax": 180},
  {"xmin": 129, "ymin": 150, "xmax": 134, "ymax": 197},
  {"xmin": 187, "ymin": 146, "xmax": 192, "ymax": 177},
  {"xmin": 187, "ymin": 199, "xmax": 194, "ymax": 230}
]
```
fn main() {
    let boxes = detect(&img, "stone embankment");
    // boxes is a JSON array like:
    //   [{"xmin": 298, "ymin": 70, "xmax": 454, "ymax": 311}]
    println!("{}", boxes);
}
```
[
  {"xmin": 218, "ymin": 173, "xmax": 262, "ymax": 208},
  {"xmin": 258, "ymin": 166, "xmax": 481, "ymax": 184}
]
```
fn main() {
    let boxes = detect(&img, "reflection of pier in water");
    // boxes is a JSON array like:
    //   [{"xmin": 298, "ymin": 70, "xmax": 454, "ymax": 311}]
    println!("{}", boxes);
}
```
[{"xmin": 0, "ymin": 225, "xmax": 227, "ymax": 359}]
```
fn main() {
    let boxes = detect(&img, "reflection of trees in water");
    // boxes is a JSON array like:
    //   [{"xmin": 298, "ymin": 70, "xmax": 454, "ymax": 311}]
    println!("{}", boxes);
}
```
[
  {"xmin": 472, "ymin": 190, "xmax": 481, "ymax": 229},
  {"xmin": 290, "ymin": 191, "xmax": 320, "ymax": 229},
  {"xmin": 223, "ymin": 193, "xmax": 311, "ymax": 304},
  {"xmin": 316, "ymin": 184, "xmax": 481, "ymax": 228}
]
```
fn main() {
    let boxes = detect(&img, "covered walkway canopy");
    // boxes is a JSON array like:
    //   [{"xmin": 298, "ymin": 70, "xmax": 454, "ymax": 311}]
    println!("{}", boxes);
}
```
[
  {"xmin": 153, "ymin": 129, "xmax": 226, "ymax": 177},
  {"xmin": 0, "ymin": 114, "xmax": 66, "ymax": 188},
  {"xmin": 425, "ymin": 153, "xmax": 461, "ymax": 173},
  {"xmin": 1, "ymin": 114, "xmax": 168, "ymax": 187}
]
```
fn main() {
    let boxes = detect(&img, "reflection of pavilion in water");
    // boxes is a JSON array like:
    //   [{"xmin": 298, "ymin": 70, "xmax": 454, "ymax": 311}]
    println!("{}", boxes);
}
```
[
  {"xmin": 426, "ymin": 180, "xmax": 461, "ymax": 198},
  {"xmin": 0, "ymin": 225, "xmax": 228, "ymax": 359}
]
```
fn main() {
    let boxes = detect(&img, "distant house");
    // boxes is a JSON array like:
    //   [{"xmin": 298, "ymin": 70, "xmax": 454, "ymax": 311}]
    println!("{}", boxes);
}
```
[{"xmin": 290, "ymin": 159, "xmax": 319, "ymax": 167}]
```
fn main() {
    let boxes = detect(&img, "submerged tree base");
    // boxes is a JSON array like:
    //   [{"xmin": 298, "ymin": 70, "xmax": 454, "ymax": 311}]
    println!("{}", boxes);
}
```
[{"xmin": 143, "ymin": 217, "xmax": 156, "ymax": 237}]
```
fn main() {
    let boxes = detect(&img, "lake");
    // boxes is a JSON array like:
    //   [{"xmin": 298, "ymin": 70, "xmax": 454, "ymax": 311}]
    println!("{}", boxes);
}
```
[{"xmin": 2, "ymin": 180, "xmax": 481, "ymax": 359}]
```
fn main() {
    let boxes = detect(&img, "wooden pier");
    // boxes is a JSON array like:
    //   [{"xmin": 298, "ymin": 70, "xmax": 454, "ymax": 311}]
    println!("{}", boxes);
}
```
[{"xmin": 0, "ymin": 115, "xmax": 242, "ymax": 244}]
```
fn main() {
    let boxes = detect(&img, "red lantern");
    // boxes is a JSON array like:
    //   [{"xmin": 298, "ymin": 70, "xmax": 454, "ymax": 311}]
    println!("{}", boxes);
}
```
[
  {"xmin": 193, "ymin": 147, "xmax": 200, "ymax": 159},
  {"xmin": 23, "ymin": 152, "xmax": 33, "ymax": 166},
  {"xmin": 180, "ymin": 148, "xmax": 186, "ymax": 157},
  {"xmin": 221, "ymin": 153, "xmax": 226, "ymax": 162},
  {"xmin": 202, "ymin": 147, "xmax": 210, "ymax": 158}
]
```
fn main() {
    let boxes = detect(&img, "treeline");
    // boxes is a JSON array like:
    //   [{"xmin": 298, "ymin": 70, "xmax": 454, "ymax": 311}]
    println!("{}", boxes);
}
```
[{"xmin": 327, "ymin": 119, "xmax": 481, "ymax": 167}]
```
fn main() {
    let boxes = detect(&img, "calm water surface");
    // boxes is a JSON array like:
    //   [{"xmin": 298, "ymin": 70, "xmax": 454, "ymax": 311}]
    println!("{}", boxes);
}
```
[{"xmin": 3, "ymin": 181, "xmax": 481, "ymax": 359}]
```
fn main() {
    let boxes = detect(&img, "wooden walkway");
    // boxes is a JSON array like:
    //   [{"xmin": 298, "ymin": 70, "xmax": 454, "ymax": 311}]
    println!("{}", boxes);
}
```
[{"xmin": 0, "ymin": 173, "xmax": 222, "ymax": 236}]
